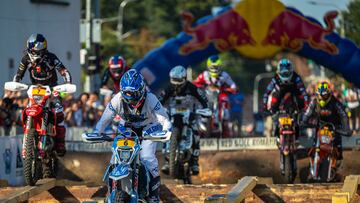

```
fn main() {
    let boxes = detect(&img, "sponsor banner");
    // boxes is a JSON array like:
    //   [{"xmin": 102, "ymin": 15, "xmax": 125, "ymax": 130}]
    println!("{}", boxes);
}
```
[
  {"xmin": 201, "ymin": 137, "xmax": 278, "ymax": 151},
  {"xmin": 0, "ymin": 136, "xmax": 24, "ymax": 186},
  {"xmin": 66, "ymin": 141, "xmax": 112, "ymax": 152}
]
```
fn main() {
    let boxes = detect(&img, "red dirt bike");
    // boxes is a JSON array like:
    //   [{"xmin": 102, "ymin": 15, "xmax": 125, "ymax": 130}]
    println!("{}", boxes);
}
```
[
  {"xmin": 307, "ymin": 121, "xmax": 350, "ymax": 182},
  {"xmin": 204, "ymin": 85, "xmax": 234, "ymax": 138},
  {"xmin": 4, "ymin": 81, "xmax": 76, "ymax": 186}
]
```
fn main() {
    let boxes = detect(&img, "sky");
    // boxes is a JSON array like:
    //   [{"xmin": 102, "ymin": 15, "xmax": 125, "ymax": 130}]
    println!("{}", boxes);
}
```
[{"xmin": 280, "ymin": 0, "xmax": 350, "ymax": 27}]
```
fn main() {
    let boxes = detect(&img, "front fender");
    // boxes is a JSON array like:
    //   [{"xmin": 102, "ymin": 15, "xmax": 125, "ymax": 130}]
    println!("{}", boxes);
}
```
[{"xmin": 109, "ymin": 164, "xmax": 130, "ymax": 181}]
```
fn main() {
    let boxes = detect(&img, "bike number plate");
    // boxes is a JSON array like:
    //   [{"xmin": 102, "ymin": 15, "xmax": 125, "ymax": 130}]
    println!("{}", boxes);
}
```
[
  {"xmin": 32, "ymin": 87, "xmax": 46, "ymax": 96},
  {"xmin": 320, "ymin": 128, "xmax": 332, "ymax": 136},
  {"xmin": 117, "ymin": 139, "xmax": 135, "ymax": 148},
  {"xmin": 279, "ymin": 117, "xmax": 292, "ymax": 125},
  {"xmin": 176, "ymin": 108, "xmax": 187, "ymax": 113}
]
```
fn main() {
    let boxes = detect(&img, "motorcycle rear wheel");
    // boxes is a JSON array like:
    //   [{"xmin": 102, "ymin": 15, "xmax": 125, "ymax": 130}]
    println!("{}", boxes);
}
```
[
  {"xmin": 284, "ymin": 153, "xmax": 296, "ymax": 183},
  {"xmin": 24, "ymin": 129, "xmax": 39, "ymax": 186},
  {"xmin": 169, "ymin": 127, "xmax": 180, "ymax": 178}
]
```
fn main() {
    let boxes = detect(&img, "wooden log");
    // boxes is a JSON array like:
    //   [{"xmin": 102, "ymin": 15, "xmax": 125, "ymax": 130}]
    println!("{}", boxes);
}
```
[
  {"xmin": 225, "ymin": 176, "xmax": 257, "ymax": 203},
  {"xmin": 0, "ymin": 178, "xmax": 56, "ymax": 203}
]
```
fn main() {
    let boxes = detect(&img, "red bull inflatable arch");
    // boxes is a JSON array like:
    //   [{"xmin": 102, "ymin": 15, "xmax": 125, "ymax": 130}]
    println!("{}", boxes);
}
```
[{"xmin": 133, "ymin": 0, "xmax": 360, "ymax": 91}]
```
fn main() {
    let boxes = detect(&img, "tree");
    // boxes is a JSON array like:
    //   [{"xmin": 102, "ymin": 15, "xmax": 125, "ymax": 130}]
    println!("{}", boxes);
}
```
[{"xmin": 343, "ymin": 0, "xmax": 360, "ymax": 44}]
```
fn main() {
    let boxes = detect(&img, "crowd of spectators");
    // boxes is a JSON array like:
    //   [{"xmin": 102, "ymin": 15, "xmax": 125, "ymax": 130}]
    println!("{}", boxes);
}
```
[{"xmin": 0, "ymin": 90, "xmax": 113, "ymax": 133}]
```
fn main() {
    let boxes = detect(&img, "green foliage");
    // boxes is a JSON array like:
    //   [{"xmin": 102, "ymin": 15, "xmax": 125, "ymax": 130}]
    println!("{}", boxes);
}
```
[
  {"xmin": 93, "ymin": 0, "xmax": 265, "ymax": 93},
  {"xmin": 343, "ymin": 0, "xmax": 360, "ymax": 44}
]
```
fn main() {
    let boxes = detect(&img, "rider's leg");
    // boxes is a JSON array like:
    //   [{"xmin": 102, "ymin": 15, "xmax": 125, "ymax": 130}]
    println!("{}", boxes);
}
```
[
  {"xmin": 53, "ymin": 96, "xmax": 66, "ymax": 157},
  {"xmin": 191, "ymin": 130, "xmax": 200, "ymax": 175},
  {"xmin": 140, "ymin": 140, "xmax": 160, "ymax": 203},
  {"xmin": 333, "ymin": 135, "xmax": 343, "ymax": 173}
]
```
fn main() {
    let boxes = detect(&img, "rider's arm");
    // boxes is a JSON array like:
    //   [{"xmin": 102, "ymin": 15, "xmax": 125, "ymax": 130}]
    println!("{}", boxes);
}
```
[
  {"xmin": 335, "ymin": 100, "xmax": 351, "ymax": 133},
  {"xmin": 294, "ymin": 75, "xmax": 310, "ymax": 109},
  {"xmin": 94, "ymin": 93, "xmax": 121, "ymax": 133},
  {"xmin": 101, "ymin": 69, "xmax": 110, "ymax": 87},
  {"xmin": 188, "ymin": 82, "xmax": 208, "ymax": 108},
  {"xmin": 262, "ymin": 78, "xmax": 276, "ymax": 112},
  {"xmin": 158, "ymin": 86, "xmax": 172, "ymax": 105},
  {"xmin": 222, "ymin": 72, "xmax": 237, "ymax": 91},
  {"xmin": 51, "ymin": 54, "xmax": 72, "ymax": 83},
  {"xmin": 149, "ymin": 93, "xmax": 172, "ymax": 132},
  {"xmin": 13, "ymin": 56, "xmax": 29, "ymax": 82},
  {"xmin": 302, "ymin": 98, "xmax": 316, "ymax": 123}
]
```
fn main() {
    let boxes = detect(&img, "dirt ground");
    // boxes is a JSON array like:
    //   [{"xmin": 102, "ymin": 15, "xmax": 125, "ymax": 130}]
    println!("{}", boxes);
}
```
[{"xmin": 58, "ymin": 150, "xmax": 360, "ymax": 185}]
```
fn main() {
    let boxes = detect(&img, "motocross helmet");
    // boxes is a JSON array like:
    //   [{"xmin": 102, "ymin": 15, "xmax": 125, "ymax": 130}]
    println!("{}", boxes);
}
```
[
  {"xmin": 169, "ymin": 65, "xmax": 187, "ymax": 90},
  {"xmin": 108, "ymin": 55, "xmax": 127, "ymax": 80},
  {"xmin": 316, "ymin": 81, "xmax": 332, "ymax": 108},
  {"xmin": 277, "ymin": 59, "xmax": 294, "ymax": 84},
  {"xmin": 207, "ymin": 55, "xmax": 222, "ymax": 79},
  {"xmin": 27, "ymin": 34, "xmax": 47, "ymax": 63},
  {"xmin": 120, "ymin": 69, "xmax": 146, "ymax": 108}
]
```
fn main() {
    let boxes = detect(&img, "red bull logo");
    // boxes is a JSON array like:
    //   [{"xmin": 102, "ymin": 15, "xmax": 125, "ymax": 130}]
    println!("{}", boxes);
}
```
[
  {"xmin": 179, "ymin": 10, "xmax": 255, "ymax": 55},
  {"xmin": 262, "ymin": 10, "xmax": 339, "ymax": 55}
]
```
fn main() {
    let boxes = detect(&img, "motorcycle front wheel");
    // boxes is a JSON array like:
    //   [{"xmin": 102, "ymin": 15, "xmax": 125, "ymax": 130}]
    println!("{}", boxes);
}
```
[
  {"xmin": 169, "ymin": 127, "xmax": 180, "ymax": 178},
  {"xmin": 24, "ymin": 129, "xmax": 40, "ymax": 186}
]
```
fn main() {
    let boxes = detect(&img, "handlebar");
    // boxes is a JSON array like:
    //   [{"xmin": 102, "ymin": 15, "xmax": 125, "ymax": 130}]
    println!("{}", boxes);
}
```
[{"xmin": 82, "ymin": 130, "xmax": 169, "ymax": 143}]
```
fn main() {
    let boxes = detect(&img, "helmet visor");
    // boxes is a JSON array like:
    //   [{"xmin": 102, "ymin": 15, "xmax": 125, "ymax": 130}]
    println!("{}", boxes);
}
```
[
  {"xmin": 208, "ymin": 65, "xmax": 220, "ymax": 73},
  {"xmin": 170, "ymin": 77, "xmax": 185, "ymax": 85},
  {"xmin": 122, "ymin": 90, "xmax": 144, "ymax": 106},
  {"xmin": 29, "ymin": 49, "xmax": 46, "ymax": 58},
  {"xmin": 279, "ymin": 70, "xmax": 292, "ymax": 78},
  {"xmin": 110, "ymin": 67, "xmax": 124, "ymax": 78}
]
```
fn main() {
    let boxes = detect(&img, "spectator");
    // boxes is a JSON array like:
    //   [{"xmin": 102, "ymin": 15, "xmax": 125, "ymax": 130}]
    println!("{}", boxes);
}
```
[
  {"xmin": 64, "ymin": 100, "xmax": 83, "ymax": 127},
  {"xmin": 343, "ymin": 83, "xmax": 360, "ymax": 131},
  {"xmin": 229, "ymin": 89, "xmax": 244, "ymax": 136}
]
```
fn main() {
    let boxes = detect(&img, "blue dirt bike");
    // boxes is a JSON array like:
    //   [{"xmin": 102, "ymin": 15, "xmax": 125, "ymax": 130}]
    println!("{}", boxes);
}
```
[{"xmin": 83, "ymin": 126, "xmax": 168, "ymax": 203}]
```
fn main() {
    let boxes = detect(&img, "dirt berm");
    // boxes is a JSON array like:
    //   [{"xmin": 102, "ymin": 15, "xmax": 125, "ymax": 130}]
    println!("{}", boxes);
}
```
[{"xmin": 58, "ymin": 150, "xmax": 360, "ymax": 184}]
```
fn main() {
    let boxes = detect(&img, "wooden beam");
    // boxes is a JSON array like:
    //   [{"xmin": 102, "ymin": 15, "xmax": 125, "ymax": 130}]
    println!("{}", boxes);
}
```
[
  {"xmin": 0, "ymin": 178, "xmax": 56, "ymax": 203},
  {"xmin": 226, "ymin": 176, "xmax": 258, "ymax": 203},
  {"xmin": 332, "ymin": 175, "xmax": 360, "ymax": 203}
]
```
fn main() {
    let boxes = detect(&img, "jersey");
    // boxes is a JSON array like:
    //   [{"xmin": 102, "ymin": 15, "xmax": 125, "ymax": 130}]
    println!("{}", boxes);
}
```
[
  {"xmin": 193, "ymin": 71, "xmax": 236, "ymax": 90},
  {"xmin": 14, "ymin": 52, "xmax": 71, "ymax": 87},
  {"xmin": 95, "ymin": 92, "xmax": 172, "ymax": 133}
]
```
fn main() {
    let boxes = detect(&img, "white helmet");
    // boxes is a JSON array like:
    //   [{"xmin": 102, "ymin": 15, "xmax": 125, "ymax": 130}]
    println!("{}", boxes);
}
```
[{"xmin": 169, "ymin": 65, "xmax": 187, "ymax": 86}]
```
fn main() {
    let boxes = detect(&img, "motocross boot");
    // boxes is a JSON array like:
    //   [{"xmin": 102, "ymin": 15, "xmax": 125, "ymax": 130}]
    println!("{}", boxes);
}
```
[
  {"xmin": 161, "ymin": 160, "xmax": 170, "ymax": 175},
  {"xmin": 148, "ymin": 174, "xmax": 161, "ymax": 203},
  {"xmin": 191, "ymin": 158, "xmax": 199, "ymax": 175}
]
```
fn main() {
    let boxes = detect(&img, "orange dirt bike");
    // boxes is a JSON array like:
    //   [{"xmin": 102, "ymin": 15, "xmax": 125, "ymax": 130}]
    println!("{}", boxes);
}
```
[
  {"xmin": 306, "ymin": 121, "xmax": 351, "ymax": 182},
  {"xmin": 4, "ymin": 81, "xmax": 76, "ymax": 186}
]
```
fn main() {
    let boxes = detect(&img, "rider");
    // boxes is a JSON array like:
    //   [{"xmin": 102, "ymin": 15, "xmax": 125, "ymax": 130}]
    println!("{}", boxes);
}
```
[
  {"xmin": 263, "ymin": 58, "xmax": 309, "ymax": 139},
  {"xmin": 94, "ymin": 69, "xmax": 172, "ymax": 203},
  {"xmin": 302, "ymin": 81, "xmax": 351, "ymax": 167},
  {"xmin": 101, "ymin": 55, "xmax": 129, "ymax": 93},
  {"xmin": 193, "ymin": 55, "xmax": 237, "ymax": 136},
  {"xmin": 13, "ymin": 33, "xmax": 72, "ymax": 157},
  {"xmin": 159, "ymin": 65, "xmax": 208, "ymax": 175}
]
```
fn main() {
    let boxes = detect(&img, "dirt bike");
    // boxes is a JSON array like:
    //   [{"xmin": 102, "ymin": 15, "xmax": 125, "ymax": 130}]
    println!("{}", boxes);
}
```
[
  {"xmin": 167, "ymin": 100, "xmax": 211, "ymax": 184},
  {"xmin": 307, "ymin": 121, "xmax": 350, "ymax": 182},
  {"xmin": 4, "ymin": 81, "xmax": 76, "ymax": 186},
  {"xmin": 267, "ymin": 92, "xmax": 300, "ymax": 183},
  {"xmin": 205, "ymin": 85, "xmax": 233, "ymax": 137},
  {"xmin": 83, "ymin": 126, "xmax": 168, "ymax": 203},
  {"xmin": 277, "ymin": 110, "xmax": 298, "ymax": 183}
]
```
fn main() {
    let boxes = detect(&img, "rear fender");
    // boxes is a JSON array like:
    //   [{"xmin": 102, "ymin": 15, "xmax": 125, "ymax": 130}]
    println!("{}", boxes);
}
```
[{"xmin": 109, "ymin": 163, "xmax": 130, "ymax": 181}]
